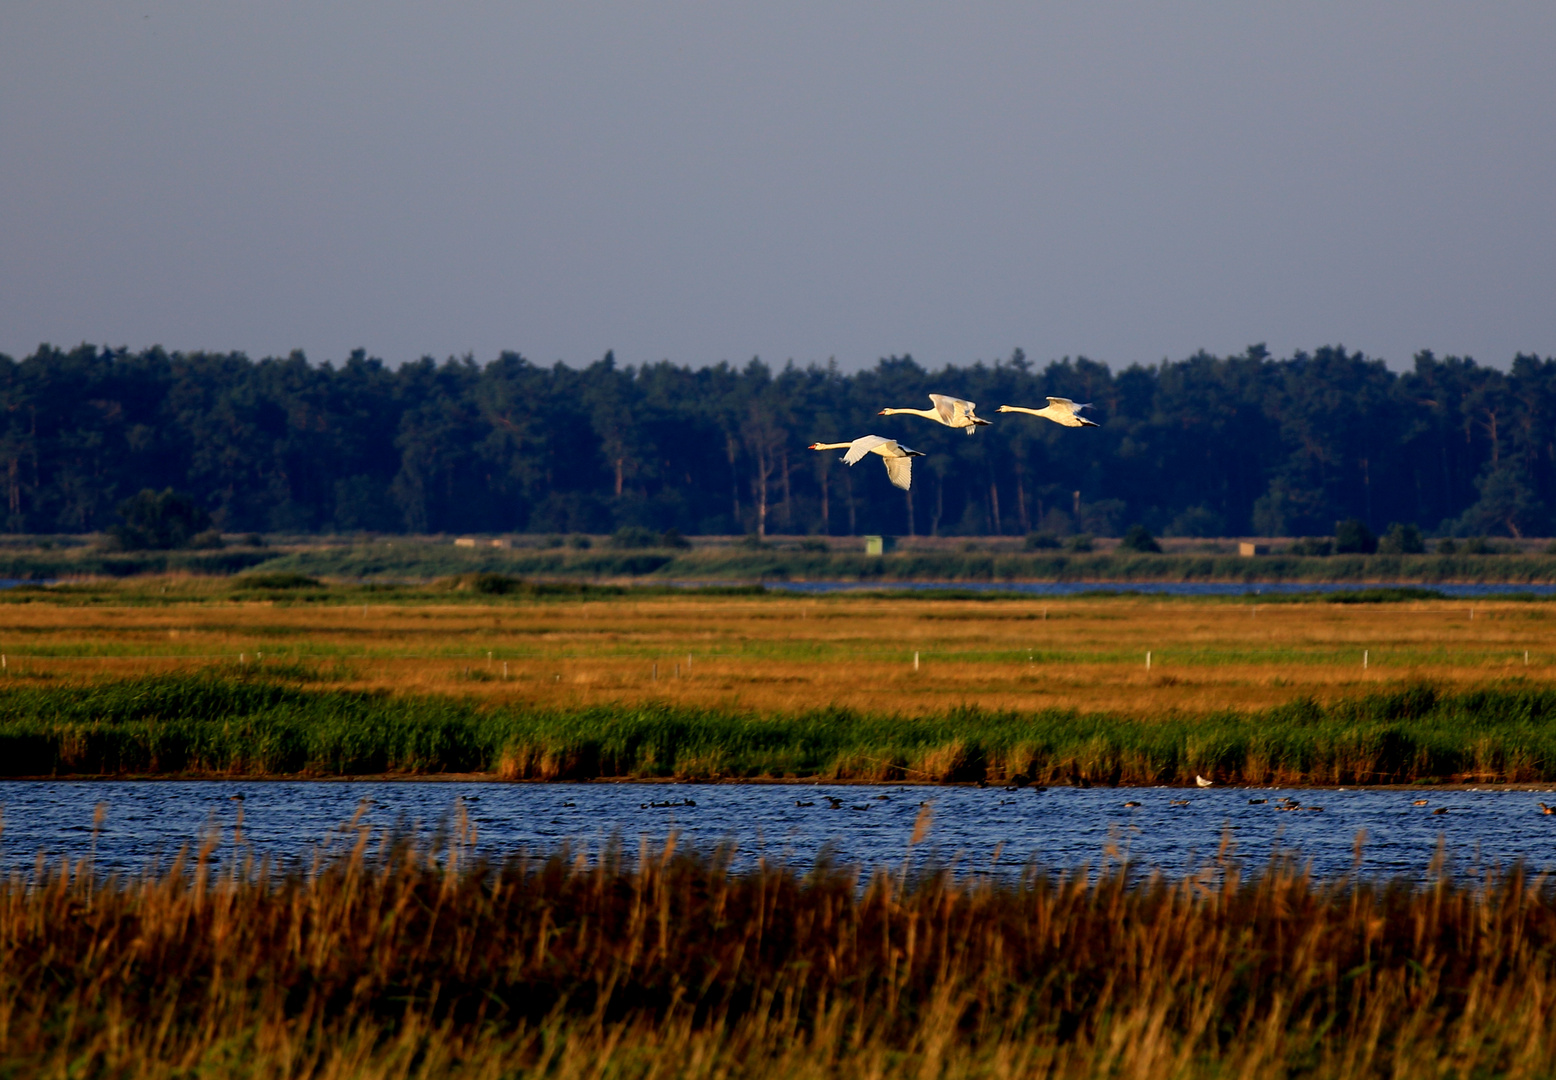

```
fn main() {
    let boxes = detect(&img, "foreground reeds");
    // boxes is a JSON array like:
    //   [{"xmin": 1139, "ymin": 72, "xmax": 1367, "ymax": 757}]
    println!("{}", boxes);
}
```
[
  {"xmin": 7, "ymin": 673, "xmax": 1556, "ymax": 785},
  {"xmin": 6, "ymin": 821, "xmax": 1556, "ymax": 1078}
]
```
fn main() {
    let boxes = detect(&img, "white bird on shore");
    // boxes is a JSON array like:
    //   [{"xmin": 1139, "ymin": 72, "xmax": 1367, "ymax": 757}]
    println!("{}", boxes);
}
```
[
  {"xmin": 878, "ymin": 394, "xmax": 991, "ymax": 435},
  {"xmin": 997, "ymin": 398, "xmax": 1099, "ymax": 428},
  {"xmin": 1195, "ymin": 774, "xmax": 1213, "ymax": 788},
  {"xmin": 808, "ymin": 436, "xmax": 925, "ymax": 491}
]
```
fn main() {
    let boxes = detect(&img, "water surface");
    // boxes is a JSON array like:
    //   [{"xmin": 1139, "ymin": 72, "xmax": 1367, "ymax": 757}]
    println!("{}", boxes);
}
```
[
  {"xmin": 757, "ymin": 580, "xmax": 1556, "ymax": 598},
  {"xmin": 6, "ymin": 781, "xmax": 1556, "ymax": 882}
]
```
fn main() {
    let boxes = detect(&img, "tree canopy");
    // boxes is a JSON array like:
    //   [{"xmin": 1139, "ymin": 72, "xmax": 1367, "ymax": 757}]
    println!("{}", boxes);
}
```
[{"xmin": 2, "ymin": 343, "xmax": 1552, "ymax": 539}]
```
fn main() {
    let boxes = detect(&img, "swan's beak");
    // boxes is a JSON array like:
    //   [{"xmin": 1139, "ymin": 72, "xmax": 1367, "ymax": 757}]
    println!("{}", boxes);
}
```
[{"xmin": 876, "ymin": 409, "xmax": 888, "ymax": 415}]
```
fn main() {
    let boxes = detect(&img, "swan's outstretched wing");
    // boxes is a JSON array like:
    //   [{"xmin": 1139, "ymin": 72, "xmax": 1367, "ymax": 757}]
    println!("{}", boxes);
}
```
[
  {"xmin": 842, "ymin": 434, "xmax": 892, "ymax": 465},
  {"xmin": 883, "ymin": 455, "xmax": 915, "ymax": 490},
  {"xmin": 1046, "ymin": 397, "xmax": 1094, "ymax": 415},
  {"xmin": 929, "ymin": 393, "xmax": 981, "ymax": 424}
]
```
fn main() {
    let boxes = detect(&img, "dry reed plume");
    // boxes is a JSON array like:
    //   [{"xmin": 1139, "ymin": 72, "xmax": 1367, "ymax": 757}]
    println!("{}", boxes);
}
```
[{"xmin": 5, "ymin": 811, "xmax": 1556, "ymax": 1078}]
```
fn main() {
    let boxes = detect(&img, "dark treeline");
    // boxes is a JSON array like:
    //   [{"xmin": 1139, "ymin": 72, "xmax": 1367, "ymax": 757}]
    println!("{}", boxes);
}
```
[{"xmin": 3, "ymin": 342, "xmax": 1554, "ymax": 539}]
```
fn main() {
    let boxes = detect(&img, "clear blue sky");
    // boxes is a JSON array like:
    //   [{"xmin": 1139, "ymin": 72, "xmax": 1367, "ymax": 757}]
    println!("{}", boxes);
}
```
[{"xmin": 2, "ymin": 2, "xmax": 1552, "ymax": 370}]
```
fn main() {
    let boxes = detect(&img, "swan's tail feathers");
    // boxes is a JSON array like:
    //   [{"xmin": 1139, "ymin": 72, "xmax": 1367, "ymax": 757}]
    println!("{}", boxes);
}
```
[{"xmin": 884, "ymin": 456, "xmax": 914, "ymax": 490}]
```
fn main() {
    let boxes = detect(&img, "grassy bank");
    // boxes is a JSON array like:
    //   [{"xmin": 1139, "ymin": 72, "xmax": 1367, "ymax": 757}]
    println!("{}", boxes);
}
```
[
  {"xmin": 8, "ymin": 673, "xmax": 1556, "ymax": 785},
  {"xmin": 0, "ymin": 546, "xmax": 273, "ymax": 579},
  {"xmin": 8, "ymin": 826, "xmax": 1556, "ymax": 1078},
  {"xmin": 252, "ymin": 541, "xmax": 1556, "ymax": 584},
  {"xmin": 13, "ymin": 536, "xmax": 1556, "ymax": 583},
  {"xmin": 12, "ymin": 541, "xmax": 1556, "ymax": 591}
]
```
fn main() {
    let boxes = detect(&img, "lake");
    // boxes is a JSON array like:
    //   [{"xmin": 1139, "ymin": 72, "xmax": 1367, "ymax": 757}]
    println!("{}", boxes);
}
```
[{"xmin": 6, "ymin": 780, "xmax": 1556, "ymax": 882}]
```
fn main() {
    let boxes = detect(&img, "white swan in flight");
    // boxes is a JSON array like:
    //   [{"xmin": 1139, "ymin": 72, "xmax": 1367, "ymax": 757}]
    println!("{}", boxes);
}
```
[
  {"xmin": 878, "ymin": 394, "xmax": 991, "ymax": 435},
  {"xmin": 808, "ymin": 436, "xmax": 925, "ymax": 491},
  {"xmin": 997, "ymin": 398, "xmax": 1099, "ymax": 428}
]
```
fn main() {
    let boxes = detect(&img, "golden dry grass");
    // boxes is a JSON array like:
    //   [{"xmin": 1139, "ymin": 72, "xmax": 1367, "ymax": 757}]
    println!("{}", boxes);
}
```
[
  {"xmin": 2, "ymin": 587, "xmax": 1553, "ymax": 716},
  {"xmin": 8, "ymin": 818, "xmax": 1556, "ymax": 1079}
]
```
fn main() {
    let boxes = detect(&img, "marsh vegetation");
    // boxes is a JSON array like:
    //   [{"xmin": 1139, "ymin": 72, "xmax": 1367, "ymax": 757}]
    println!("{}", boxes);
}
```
[
  {"xmin": 9, "ymin": 581, "xmax": 1556, "ymax": 1075},
  {"xmin": 12, "ymin": 534, "xmax": 1556, "ymax": 584},
  {"xmin": 4, "ymin": 582, "xmax": 1556, "ymax": 784},
  {"xmin": 9, "ymin": 820, "xmax": 1556, "ymax": 1078}
]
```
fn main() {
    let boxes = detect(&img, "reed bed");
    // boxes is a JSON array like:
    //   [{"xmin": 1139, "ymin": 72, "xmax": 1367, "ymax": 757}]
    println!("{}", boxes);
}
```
[
  {"xmin": 6, "ymin": 674, "xmax": 1556, "ymax": 785},
  {"xmin": 6, "ymin": 818, "xmax": 1556, "ymax": 1078}
]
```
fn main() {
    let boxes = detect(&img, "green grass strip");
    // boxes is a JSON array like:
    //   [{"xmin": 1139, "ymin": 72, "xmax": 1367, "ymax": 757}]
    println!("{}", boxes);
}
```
[{"xmin": 4, "ymin": 674, "xmax": 1556, "ymax": 785}]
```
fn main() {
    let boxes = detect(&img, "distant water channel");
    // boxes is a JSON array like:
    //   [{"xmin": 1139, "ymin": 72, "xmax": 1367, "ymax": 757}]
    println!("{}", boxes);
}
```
[
  {"xmin": 6, "ymin": 781, "xmax": 1556, "ymax": 883},
  {"xmin": 755, "ymin": 580, "xmax": 1556, "ymax": 598}
]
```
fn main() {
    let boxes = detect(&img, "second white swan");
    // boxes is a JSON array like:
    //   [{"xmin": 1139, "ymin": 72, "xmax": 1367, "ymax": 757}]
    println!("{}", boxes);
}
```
[
  {"xmin": 878, "ymin": 394, "xmax": 991, "ymax": 434},
  {"xmin": 808, "ymin": 436, "xmax": 925, "ymax": 491}
]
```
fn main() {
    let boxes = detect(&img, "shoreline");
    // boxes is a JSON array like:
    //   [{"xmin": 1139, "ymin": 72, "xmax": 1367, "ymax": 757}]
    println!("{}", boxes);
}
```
[{"xmin": 14, "ymin": 771, "xmax": 1556, "ymax": 792}]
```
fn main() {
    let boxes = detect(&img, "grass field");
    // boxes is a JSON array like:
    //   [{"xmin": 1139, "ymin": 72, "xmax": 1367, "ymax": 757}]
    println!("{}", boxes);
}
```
[
  {"xmin": 4, "ymin": 579, "xmax": 1556, "ymax": 783},
  {"xmin": 2, "ymin": 577, "xmax": 1551, "ymax": 716},
  {"xmin": 9, "ymin": 825, "xmax": 1556, "ymax": 1079}
]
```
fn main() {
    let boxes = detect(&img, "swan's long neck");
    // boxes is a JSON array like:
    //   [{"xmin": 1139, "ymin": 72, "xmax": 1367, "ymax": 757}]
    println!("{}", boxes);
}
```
[
  {"xmin": 1002, "ymin": 406, "xmax": 1046, "ymax": 417},
  {"xmin": 810, "ymin": 442, "xmax": 855, "ymax": 451},
  {"xmin": 881, "ymin": 407, "xmax": 939, "ymax": 419}
]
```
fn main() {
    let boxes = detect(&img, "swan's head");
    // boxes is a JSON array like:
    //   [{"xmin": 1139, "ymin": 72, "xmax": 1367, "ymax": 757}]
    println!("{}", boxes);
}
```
[
  {"xmin": 876, "ymin": 408, "xmax": 889, "ymax": 415},
  {"xmin": 996, "ymin": 405, "xmax": 1014, "ymax": 412},
  {"xmin": 807, "ymin": 442, "xmax": 826, "ymax": 450}
]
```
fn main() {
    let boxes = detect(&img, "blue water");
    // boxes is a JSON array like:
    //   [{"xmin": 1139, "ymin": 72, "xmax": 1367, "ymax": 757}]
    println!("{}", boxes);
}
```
[
  {"xmin": 751, "ymin": 580, "xmax": 1556, "ymax": 598},
  {"xmin": 6, "ymin": 781, "xmax": 1555, "ymax": 883}
]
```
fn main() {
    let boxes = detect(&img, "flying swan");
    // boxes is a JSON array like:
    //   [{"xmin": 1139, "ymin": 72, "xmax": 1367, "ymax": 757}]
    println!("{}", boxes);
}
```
[
  {"xmin": 808, "ymin": 435, "xmax": 925, "ymax": 491},
  {"xmin": 996, "ymin": 398, "xmax": 1099, "ymax": 428},
  {"xmin": 878, "ymin": 394, "xmax": 991, "ymax": 434}
]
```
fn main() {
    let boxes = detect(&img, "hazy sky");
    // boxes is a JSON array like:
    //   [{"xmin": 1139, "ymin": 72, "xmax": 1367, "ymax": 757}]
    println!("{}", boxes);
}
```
[{"xmin": 3, "ymin": 2, "xmax": 1553, "ymax": 371}]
